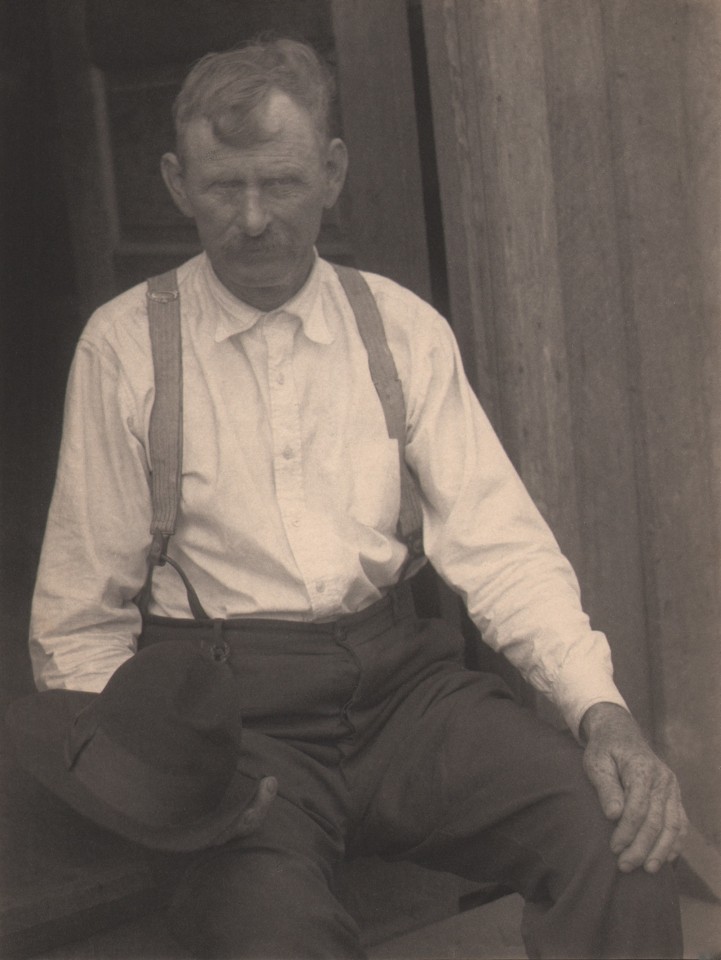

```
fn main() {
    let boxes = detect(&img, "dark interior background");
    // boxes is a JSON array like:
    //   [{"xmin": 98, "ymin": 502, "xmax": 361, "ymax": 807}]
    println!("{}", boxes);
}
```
[{"xmin": 1, "ymin": 0, "xmax": 79, "ymax": 702}]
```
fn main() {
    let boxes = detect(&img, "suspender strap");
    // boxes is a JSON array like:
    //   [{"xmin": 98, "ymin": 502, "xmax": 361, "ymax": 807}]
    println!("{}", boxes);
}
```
[
  {"xmin": 331, "ymin": 264, "xmax": 424, "ymax": 560},
  {"xmin": 136, "ymin": 270, "xmax": 209, "ymax": 620},
  {"xmin": 146, "ymin": 270, "xmax": 183, "ymax": 542}
]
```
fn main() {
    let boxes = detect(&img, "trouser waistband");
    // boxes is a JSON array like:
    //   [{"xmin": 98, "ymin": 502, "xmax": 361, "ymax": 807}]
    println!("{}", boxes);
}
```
[
  {"xmin": 137, "ymin": 578, "xmax": 456, "ymax": 770},
  {"xmin": 140, "ymin": 579, "xmax": 416, "ymax": 647}
]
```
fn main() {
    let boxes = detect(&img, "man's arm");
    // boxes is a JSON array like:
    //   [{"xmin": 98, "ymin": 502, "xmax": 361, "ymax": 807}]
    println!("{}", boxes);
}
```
[
  {"xmin": 30, "ymin": 331, "xmax": 153, "ymax": 691},
  {"xmin": 581, "ymin": 702, "xmax": 688, "ymax": 873},
  {"xmin": 397, "ymin": 302, "xmax": 626, "ymax": 732},
  {"xmin": 31, "ymin": 321, "xmax": 280, "ymax": 825},
  {"xmin": 385, "ymin": 289, "xmax": 688, "ymax": 871}
]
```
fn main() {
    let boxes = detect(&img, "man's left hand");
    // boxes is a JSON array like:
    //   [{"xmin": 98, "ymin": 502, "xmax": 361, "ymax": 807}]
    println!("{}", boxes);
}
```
[{"xmin": 580, "ymin": 702, "xmax": 688, "ymax": 874}]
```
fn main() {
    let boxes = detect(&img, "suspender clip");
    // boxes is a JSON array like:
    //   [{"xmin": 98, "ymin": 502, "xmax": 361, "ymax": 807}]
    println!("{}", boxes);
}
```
[
  {"xmin": 147, "ymin": 289, "xmax": 179, "ymax": 303},
  {"xmin": 148, "ymin": 532, "xmax": 170, "ymax": 567}
]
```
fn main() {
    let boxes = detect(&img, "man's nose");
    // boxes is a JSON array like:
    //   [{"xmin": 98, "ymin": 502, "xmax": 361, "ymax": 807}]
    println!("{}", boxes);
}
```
[{"xmin": 240, "ymin": 190, "xmax": 270, "ymax": 237}]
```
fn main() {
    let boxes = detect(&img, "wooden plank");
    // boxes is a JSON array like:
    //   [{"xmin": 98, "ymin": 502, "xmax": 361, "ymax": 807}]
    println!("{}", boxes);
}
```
[
  {"xmin": 602, "ymin": 0, "xmax": 721, "ymax": 836},
  {"xmin": 423, "ymin": 0, "xmax": 581, "ymax": 564},
  {"xmin": 684, "ymin": 0, "xmax": 721, "ymax": 634},
  {"xmin": 331, "ymin": 0, "xmax": 432, "ymax": 301},
  {"xmin": 421, "ymin": 0, "xmax": 502, "ymax": 425},
  {"xmin": 538, "ymin": 0, "xmax": 652, "ymax": 729}
]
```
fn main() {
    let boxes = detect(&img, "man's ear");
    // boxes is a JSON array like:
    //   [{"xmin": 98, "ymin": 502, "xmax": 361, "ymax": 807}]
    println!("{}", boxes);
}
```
[
  {"xmin": 323, "ymin": 138, "xmax": 348, "ymax": 209},
  {"xmin": 160, "ymin": 152, "xmax": 195, "ymax": 218}
]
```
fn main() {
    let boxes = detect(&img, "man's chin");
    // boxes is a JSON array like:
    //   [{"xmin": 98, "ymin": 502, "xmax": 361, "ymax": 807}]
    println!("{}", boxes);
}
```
[
  {"xmin": 220, "ymin": 251, "xmax": 312, "ymax": 286},
  {"xmin": 230, "ymin": 268, "xmax": 293, "ymax": 293},
  {"xmin": 221, "ymin": 252, "xmax": 292, "ymax": 282},
  {"xmin": 214, "ymin": 260, "xmax": 310, "ymax": 309}
]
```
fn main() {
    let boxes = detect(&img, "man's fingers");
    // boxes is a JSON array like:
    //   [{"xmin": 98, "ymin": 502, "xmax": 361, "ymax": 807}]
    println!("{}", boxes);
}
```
[
  {"xmin": 209, "ymin": 776, "xmax": 278, "ymax": 846},
  {"xmin": 239, "ymin": 775, "xmax": 277, "ymax": 831},
  {"xmin": 641, "ymin": 781, "xmax": 689, "ymax": 873},
  {"xmin": 223, "ymin": 776, "xmax": 278, "ymax": 840},
  {"xmin": 614, "ymin": 785, "xmax": 664, "ymax": 871},
  {"xmin": 583, "ymin": 748, "xmax": 625, "ymax": 821},
  {"xmin": 612, "ymin": 768, "xmax": 688, "ymax": 873},
  {"xmin": 609, "ymin": 766, "xmax": 652, "ymax": 856}
]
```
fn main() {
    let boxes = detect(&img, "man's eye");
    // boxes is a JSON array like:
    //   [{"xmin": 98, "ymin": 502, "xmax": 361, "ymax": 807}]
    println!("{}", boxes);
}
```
[{"xmin": 208, "ymin": 182, "xmax": 240, "ymax": 196}]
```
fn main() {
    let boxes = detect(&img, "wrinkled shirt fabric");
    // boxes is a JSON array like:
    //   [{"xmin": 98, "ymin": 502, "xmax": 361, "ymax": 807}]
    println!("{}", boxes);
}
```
[{"xmin": 30, "ymin": 254, "xmax": 627, "ymax": 734}]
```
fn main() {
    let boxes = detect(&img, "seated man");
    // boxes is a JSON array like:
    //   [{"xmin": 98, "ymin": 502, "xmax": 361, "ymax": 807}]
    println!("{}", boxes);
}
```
[{"xmin": 28, "ymin": 36, "xmax": 686, "ymax": 959}]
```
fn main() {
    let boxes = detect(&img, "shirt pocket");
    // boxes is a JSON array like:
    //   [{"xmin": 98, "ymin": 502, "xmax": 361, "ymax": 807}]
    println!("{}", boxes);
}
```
[{"xmin": 343, "ymin": 438, "xmax": 401, "ymax": 531}]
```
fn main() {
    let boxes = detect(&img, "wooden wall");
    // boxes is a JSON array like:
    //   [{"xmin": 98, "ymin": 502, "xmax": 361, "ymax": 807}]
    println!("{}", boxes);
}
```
[{"xmin": 423, "ymin": 0, "xmax": 721, "ymax": 845}]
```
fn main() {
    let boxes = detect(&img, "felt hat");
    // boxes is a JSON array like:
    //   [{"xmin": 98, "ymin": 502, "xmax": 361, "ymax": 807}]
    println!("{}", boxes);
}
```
[{"xmin": 5, "ymin": 640, "xmax": 258, "ymax": 852}]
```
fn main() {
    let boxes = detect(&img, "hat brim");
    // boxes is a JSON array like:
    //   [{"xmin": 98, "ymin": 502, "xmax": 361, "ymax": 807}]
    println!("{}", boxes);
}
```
[{"xmin": 5, "ymin": 691, "xmax": 259, "ymax": 853}]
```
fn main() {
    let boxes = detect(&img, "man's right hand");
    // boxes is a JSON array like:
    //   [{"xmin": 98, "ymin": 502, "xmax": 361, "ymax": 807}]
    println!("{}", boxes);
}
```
[{"xmin": 212, "ymin": 775, "xmax": 278, "ymax": 845}]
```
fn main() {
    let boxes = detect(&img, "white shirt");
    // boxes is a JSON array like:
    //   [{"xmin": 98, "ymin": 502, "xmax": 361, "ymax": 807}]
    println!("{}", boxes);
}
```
[{"xmin": 30, "ymin": 253, "xmax": 627, "ymax": 733}]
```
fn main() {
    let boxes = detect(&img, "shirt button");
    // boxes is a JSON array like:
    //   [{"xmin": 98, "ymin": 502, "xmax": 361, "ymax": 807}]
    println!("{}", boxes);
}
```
[
  {"xmin": 276, "ymin": 373, "xmax": 285, "ymax": 385},
  {"xmin": 282, "ymin": 446, "xmax": 294, "ymax": 459},
  {"xmin": 315, "ymin": 581, "xmax": 325, "ymax": 593},
  {"xmin": 291, "ymin": 517, "xmax": 300, "ymax": 527}
]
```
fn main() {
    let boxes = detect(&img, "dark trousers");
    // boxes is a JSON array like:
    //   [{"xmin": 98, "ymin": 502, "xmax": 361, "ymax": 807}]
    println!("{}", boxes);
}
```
[{"xmin": 141, "ymin": 584, "xmax": 682, "ymax": 960}]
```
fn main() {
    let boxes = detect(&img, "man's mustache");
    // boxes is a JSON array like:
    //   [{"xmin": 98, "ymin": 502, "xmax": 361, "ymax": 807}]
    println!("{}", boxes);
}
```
[{"xmin": 221, "ymin": 233, "xmax": 281, "ymax": 257}]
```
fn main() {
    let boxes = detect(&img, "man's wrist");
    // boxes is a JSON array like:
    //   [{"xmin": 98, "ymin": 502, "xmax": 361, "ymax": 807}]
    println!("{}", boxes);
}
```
[{"xmin": 579, "ymin": 701, "xmax": 631, "ymax": 744}]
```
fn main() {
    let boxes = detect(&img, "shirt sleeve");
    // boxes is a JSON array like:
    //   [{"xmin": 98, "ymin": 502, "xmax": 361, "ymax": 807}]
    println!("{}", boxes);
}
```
[
  {"xmin": 401, "ymin": 305, "xmax": 628, "ymax": 736},
  {"xmin": 29, "ymin": 333, "xmax": 153, "ymax": 692}
]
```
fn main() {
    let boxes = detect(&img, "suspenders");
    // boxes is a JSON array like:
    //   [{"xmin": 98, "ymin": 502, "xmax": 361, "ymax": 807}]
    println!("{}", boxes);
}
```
[{"xmin": 137, "ymin": 264, "xmax": 424, "ymax": 619}]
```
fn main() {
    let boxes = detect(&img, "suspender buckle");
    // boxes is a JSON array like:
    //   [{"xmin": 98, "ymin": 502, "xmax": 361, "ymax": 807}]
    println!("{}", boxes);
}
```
[
  {"xmin": 148, "ymin": 532, "xmax": 170, "ymax": 567},
  {"xmin": 147, "ymin": 289, "xmax": 179, "ymax": 303}
]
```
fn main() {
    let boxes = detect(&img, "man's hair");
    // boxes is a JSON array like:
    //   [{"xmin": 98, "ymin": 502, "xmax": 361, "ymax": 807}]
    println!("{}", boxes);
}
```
[{"xmin": 172, "ymin": 37, "xmax": 336, "ymax": 158}]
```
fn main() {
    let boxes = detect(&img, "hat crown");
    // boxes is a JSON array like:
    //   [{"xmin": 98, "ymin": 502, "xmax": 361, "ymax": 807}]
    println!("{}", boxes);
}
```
[
  {"xmin": 66, "ymin": 641, "xmax": 246, "ymax": 831},
  {"xmin": 74, "ymin": 643, "xmax": 243, "ymax": 761}
]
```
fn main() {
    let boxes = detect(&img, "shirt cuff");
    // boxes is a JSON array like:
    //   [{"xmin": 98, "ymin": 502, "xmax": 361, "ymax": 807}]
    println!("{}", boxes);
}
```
[{"xmin": 553, "ymin": 659, "xmax": 630, "ymax": 741}]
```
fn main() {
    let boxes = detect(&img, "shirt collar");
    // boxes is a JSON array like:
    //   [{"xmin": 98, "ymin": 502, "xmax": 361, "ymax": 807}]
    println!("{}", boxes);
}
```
[{"xmin": 201, "ymin": 252, "xmax": 334, "ymax": 345}]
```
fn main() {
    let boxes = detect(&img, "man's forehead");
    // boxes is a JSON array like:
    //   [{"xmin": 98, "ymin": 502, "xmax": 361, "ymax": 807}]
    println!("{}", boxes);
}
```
[
  {"xmin": 191, "ymin": 89, "xmax": 316, "ymax": 150},
  {"xmin": 183, "ymin": 126, "xmax": 311, "ymax": 172}
]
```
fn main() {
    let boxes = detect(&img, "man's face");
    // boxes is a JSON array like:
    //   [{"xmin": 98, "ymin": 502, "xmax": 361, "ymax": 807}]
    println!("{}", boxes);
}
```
[{"xmin": 162, "ymin": 90, "xmax": 347, "ymax": 310}]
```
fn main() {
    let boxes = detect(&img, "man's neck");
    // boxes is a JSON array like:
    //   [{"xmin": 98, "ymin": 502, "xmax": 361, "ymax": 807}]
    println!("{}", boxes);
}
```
[{"xmin": 213, "ymin": 257, "xmax": 315, "ymax": 313}]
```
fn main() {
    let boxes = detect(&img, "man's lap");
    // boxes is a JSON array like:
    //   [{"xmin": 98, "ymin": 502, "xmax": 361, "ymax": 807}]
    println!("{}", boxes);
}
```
[
  {"xmin": 162, "ymin": 663, "xmax": 627, "ymax": 958},
  {"xmin": 145, "ymin": 608, "xmax": 604, "ymax": 872},
  {"xmin": 141, "ymin": 611, "xmax": 680, "ymax": 956}
]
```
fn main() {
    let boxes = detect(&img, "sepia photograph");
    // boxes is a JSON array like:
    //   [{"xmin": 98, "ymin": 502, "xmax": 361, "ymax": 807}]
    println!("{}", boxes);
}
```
[{"xmin": 1, "ymin": 2, "xmax": 719, "ymax": 958}]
